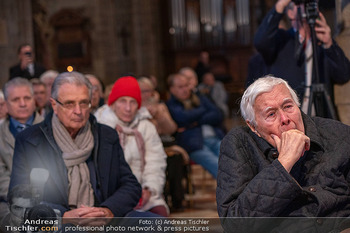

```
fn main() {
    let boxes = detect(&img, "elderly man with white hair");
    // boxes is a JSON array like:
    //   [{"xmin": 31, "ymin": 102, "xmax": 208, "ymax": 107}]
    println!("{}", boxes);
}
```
[{"xmin": 217, "ymin": 75, "xmax": 350, "ymax": 222}]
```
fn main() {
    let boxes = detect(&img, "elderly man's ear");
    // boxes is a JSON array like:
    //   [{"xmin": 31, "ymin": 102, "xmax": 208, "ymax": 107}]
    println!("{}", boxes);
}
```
[{"xmin": 246, "ymin": 121, "xmax": 261, "ymax": 137}]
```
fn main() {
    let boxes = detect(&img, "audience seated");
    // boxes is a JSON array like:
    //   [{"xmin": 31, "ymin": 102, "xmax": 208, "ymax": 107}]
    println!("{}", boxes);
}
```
[
  {"xmin": 9, "ymin": 72, "xmax": 145, "ymax": 221},
  {"xmin": 137, "ymin": 77, "xmax": 176, "ymax": 135},
  {"xmin": 198, "ymin": 72, "xmax": 229, "ymax": 118},
  {"xmin": 94, "ymin": 76, "xmax": 169, "ymax": 217},
  {"xmin": 30, "ymin": 78, "xmax": 50, "ymax": 117},
  {"xmin": 0, "ymin": 78, "xmax": 44, "ymax": 222},
  {"xmin": 85, "ymin": 74, "xmax": 104, "ymax": 113},
  {"xmin": 166, "ymin": 73, "xmax": 224, "ymax": 178},
  {"xmin": 138, "ymin": 76, "xmax": 189, "ymax": 211},
  {"xmin": 179, "ymin": 67, "xmax": 199, "ymax": 93},
  {"xmin": 103, "ymin": 83, "xmax": 114, "ymax": 105},
  {"xmin": 39, "ymin": 69, "xmax": 59, "ymax": 108}
]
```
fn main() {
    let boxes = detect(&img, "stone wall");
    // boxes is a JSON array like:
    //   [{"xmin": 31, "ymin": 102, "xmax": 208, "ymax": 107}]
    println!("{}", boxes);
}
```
[
  {"xmin": 335, "ymin": 3, "xmax": 350, "ymax": 125},
  {"xmin": 0, "ymin": 0, "xmax": 33, "ymax": 88},
  {"xmin": 0, "ymin": 0, "xmax": 164, "ymax": 90}
]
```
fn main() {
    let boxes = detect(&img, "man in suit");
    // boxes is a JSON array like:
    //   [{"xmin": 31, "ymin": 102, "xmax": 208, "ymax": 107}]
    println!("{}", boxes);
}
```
[
  {"xmin": 0, "ymin": 77, "xmax": 43, "ymax": 222},
  {"xmin": 8, "ymin": 71, "xmax": 143, "ymax": 221},
  {"xmin": 9, "ymin": 44, "xmax": 46, "ymax": 80}
]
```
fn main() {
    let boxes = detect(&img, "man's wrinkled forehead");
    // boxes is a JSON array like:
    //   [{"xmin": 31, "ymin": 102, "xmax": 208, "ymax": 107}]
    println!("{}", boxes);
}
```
[
  {"xmin": 260, "ymin": 98, "xmax": 295, "ymax": 113},
  {"xmin": 254, "ymin": 85, "xmax": 295, "ymax": 110}
]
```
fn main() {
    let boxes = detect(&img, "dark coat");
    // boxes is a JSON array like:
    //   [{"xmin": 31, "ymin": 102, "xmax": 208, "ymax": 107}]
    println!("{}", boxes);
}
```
[
  {"xmin": 254, "ymin": 7, "xmax": 350, "ymax": 101},
  {"xmin": 9, "ymin": 62, "xmax": 46, "ymax": 80},
  {"xmin": 9, "ymin": 112, "xmax": 141, "ymax": 217},
  {"xmin": 217, "ymin": 112, "xmax": 350, "ymax": 218},
  {"xmin": 166, "ymin": 94, "xmax": 224, "ymax": 153}
]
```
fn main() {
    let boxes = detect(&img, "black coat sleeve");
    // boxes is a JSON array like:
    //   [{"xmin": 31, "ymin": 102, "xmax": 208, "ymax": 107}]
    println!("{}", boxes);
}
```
[
  {"xmin": 97, "ymin": 127, "xmax": 142, "ymax": 217},
  {"xmin": 216, "ymin": 127, "xmax": 303, "ymax": 217},
  {"xmin": 253, "ymin": 7, "xmax": 285, "ymax": 65}
]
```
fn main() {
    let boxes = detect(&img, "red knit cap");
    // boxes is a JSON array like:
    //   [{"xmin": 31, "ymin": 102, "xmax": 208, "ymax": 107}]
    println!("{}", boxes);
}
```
[{"xmin": 107, "ymin": 76, "xmax": 142, "ymax": 108}]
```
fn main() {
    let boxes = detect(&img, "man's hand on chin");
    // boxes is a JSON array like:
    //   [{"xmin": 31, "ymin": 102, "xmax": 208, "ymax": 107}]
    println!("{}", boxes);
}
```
[{"xmin": 272, "ymin": 129, "xmax": 310, "ymax": 173}]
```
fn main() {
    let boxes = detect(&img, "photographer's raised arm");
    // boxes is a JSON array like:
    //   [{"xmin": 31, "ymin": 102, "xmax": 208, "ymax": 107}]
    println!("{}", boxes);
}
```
[{"xmin": 276, "ymin": 0, "xmax": 292, "ymax": 13}]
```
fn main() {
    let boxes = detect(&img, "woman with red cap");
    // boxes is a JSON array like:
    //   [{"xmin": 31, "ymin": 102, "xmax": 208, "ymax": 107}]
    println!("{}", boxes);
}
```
[{"xmin": 94, "ymin": 76, "xmax": 169, "ymax": 217}]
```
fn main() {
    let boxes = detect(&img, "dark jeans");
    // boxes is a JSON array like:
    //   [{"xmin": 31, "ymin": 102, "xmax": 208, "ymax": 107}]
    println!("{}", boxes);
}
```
[{"xmin": 166, "ymin": 154, "xmax": 185, "ymax": 209}]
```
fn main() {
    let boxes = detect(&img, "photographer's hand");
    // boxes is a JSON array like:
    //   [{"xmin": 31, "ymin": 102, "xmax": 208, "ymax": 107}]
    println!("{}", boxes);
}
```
[
  {"xmin": 315, "ymin": 12, "xmax": 332, "ymax": 48},
  {"xmin": 276, "ymin": 0, "xmax": 292, "ymax": 14},
  {"xmin": 20, "ymin": 55, "xmax": 33, "ymax": 70}
]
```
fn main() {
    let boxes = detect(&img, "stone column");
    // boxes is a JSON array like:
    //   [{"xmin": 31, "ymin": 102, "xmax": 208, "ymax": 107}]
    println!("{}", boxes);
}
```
[{"xmin": 334, "ymin": 3, "xmax": 350, "ymax": 125}]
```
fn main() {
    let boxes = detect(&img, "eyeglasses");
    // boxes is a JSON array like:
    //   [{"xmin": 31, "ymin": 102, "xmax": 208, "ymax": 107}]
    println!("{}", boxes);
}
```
[{"xmin": 55, "ymin": 98, "xmax": 91, "ymax": 110}]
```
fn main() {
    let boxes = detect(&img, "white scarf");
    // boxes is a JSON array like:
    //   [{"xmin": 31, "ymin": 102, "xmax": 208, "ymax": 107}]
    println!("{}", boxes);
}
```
[{"xmin": 52, "ymin": 114, "xmax": 94, "ymax": 209}]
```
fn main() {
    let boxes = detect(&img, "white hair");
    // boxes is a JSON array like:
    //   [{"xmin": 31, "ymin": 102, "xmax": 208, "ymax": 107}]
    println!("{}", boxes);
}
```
[
  {"xmin": 3, "ymin": 77, "xmax": 33, "ymax": 100},
  {"xmin": 39, "ymin": 70, "xmax": 59, "ymax": 82},
  {"xmin": 240, "ymin": 75, "xmax": 300, "ymax": 126},
  {"xmin": 51, "ymin": 71, "xmax": 92, "ymax": 100}
]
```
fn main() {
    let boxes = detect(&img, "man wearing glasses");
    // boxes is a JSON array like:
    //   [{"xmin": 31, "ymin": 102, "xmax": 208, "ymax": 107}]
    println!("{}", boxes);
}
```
[{"xmin": 8, "ymin": 72, "xmax": 142, "ymax": 223}]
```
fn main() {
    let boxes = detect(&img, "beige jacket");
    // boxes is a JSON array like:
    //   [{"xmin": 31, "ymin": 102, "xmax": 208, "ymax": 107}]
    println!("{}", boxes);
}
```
[{"xmin": 0, "ymin": 113, "xmax": 44, "ymax": 199}]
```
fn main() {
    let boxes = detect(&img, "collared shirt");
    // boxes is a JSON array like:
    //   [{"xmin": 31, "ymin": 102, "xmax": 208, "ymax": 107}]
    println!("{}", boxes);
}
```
[{"xmin": 9, "ymin": 114, "xmax": 35, "ymax": 137}]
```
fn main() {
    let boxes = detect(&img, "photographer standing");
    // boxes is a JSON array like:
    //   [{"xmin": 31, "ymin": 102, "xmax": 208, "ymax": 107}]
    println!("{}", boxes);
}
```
[
  {"xmin": 9, "ymin": 44, "xmax": 46, "ymax": 80},
  {"xmin": 254, "ymin": 0, "xmax": 350, "ymax": 117}
]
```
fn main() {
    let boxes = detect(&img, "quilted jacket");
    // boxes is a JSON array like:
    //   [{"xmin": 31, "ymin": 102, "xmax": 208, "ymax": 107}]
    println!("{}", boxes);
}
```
[{"xmin": 217, "ymin": 112, "xmax": 350, "ymax": 218}]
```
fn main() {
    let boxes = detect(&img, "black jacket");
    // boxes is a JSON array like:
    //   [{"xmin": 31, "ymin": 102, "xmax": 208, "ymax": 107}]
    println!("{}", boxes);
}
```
[
  {"xmin": 217, "ymin": 113, "xmax": 350, "ymax": 218},
  {"xmin": 9, "ymin": 62, "xmax": 46, "ymax": 80},
  {"xmin": 9, "ymin": 112, "xmax": 141, "ymax": 217}
]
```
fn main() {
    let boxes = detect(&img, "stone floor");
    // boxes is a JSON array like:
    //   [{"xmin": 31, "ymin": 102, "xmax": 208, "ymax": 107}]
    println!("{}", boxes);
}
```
[
  {"xmin": 169, "ymin": 164, "xmax": 218, "ymax": 218},
  {"xmin": 167, "ymin": 164, "xmax": 222, "ymax": 232}
]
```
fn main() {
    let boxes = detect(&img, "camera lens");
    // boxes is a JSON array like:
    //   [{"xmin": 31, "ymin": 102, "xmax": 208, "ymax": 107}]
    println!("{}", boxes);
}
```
[{"xmin": 24, "ymin": 204, "xmax": 57, "ymax": 229}]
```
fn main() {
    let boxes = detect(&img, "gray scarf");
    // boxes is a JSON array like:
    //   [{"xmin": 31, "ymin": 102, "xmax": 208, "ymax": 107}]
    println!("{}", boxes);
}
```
[{"xmin": 52, "ymin": 114, "xmax": 94, "ymax": 209}]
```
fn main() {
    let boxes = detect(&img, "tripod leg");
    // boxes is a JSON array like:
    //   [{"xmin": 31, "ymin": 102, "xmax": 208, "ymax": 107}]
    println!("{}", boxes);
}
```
[
  {"xmin": 307, "ymin": 91, "xmax": 314, "ymax": 116},
  {"xmin": 323, "ymin": 89, "xmax": 338, "ymax": 120},
  {"xmin": 308, "ymin": 84, "xmax": 338, "ymax": 120}
]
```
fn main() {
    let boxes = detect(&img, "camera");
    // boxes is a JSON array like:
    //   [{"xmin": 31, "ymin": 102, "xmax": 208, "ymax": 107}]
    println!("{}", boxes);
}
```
[
  {"xmin": 8, "ymin": 184, "xmax": 60, "ymax": 233},
  {"xmin": 24, "ymin": 204, "xmax": 60, "ymax": 232},
  {"xmin": 292, "ymin": 0, "xmax": 319, "ymax": 22}
]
